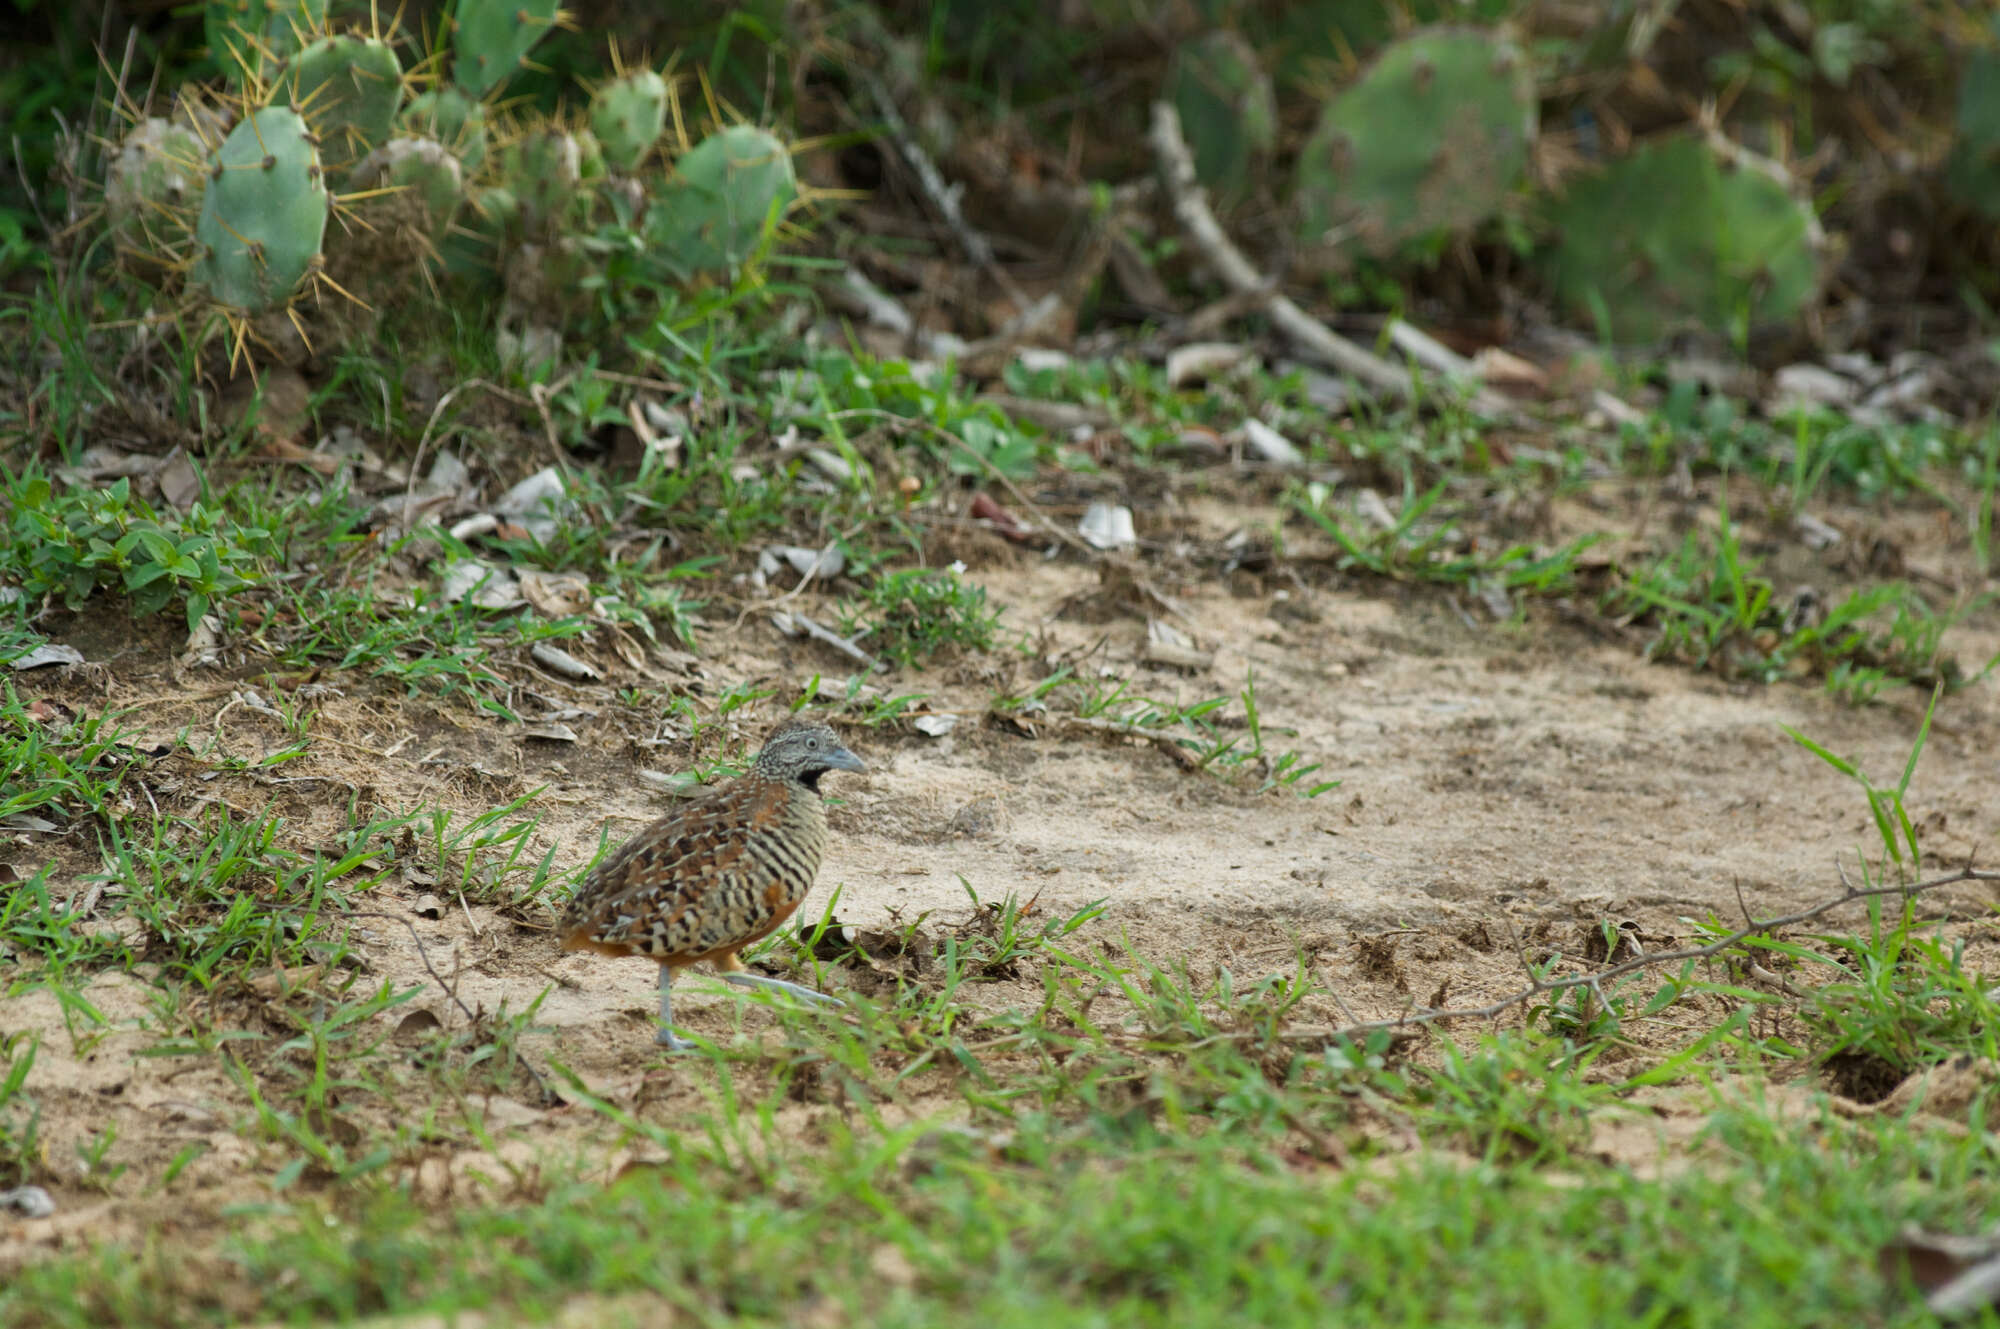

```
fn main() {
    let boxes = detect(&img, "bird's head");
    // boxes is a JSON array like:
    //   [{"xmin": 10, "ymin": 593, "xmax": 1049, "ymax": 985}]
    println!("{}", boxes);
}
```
[{"xmin": 753, "ymin": 718, "xmax": 866, "ymax": 790}]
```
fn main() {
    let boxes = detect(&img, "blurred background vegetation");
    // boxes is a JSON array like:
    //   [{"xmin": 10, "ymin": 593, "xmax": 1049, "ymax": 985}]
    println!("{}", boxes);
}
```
[{"xmin": 2, "ymin": 0, "xmax": 1999, "ymax": 404}]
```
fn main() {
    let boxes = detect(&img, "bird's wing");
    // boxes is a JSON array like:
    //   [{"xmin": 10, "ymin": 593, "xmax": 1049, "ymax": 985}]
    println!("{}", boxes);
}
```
[{"xmin": 558, "ymin": 775, "xmax": 789, "ymax": 949}]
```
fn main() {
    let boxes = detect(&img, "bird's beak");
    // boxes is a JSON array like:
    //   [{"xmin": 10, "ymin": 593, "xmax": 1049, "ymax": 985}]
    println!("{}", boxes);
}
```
[{"xmin": 827, "ymin": 746, "xmax": 866, "ymax": 774}]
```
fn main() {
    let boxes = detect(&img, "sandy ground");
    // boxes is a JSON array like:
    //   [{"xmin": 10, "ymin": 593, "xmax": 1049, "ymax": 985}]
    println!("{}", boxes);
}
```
[{"xmin": 4, "ymin": 479, "xmax": 1998, "ymax": 1267}]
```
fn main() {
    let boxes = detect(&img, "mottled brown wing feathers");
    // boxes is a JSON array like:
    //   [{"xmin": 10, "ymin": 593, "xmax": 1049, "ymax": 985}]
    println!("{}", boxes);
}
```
[{"xmin": 558, "ymin": 771, "xmax": 826, "ymax": 963}]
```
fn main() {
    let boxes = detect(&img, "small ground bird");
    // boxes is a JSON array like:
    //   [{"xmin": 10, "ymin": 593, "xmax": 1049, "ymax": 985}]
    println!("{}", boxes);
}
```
[{"xmin": 559, "ymin": 717, "xmax": 866, "ymax": 1050}]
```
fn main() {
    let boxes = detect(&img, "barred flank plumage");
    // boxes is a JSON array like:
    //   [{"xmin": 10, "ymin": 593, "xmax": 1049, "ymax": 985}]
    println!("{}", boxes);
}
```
[{"xmin": 560, "ymin": 717, "xmax": 861, "ymax": 970}]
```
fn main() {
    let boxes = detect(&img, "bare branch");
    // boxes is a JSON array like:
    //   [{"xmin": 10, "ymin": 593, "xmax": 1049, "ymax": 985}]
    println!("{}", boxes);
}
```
[{"xmin": 1146, "ymin": 100, "xmax": 1520, "ymax": 420}]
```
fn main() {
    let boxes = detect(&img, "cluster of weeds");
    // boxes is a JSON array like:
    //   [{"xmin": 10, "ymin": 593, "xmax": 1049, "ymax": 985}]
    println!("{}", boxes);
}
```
[
  {"xmin": 1293, "ymin": 480, "xmax": 1597, "ymax": 595},
  {"xmin": 1009, "ymin": 665, "xmax": 1336, "ymax": 797},
  {"xmin": 0, "ymin": 1031, "xmax": 38, "ymax": 1190},
  {"xmin": 0, "ymin": 686, "xmax": 138, "ymax": 823},
  {"xmin": 839, "ymin": 564, "xmax": 1002, "ymax": 668},
  {"xmin": 1, "ymin": 472, "xmax": 267, "ymax": 634},
  {"xmin": 1644, "ymin": 383, "xmax": 1997, "ymax": 506},
  {"xmin": 1288, "ymin": 464, "xmax": 1985, "ymax": 702},
  {"xmin": 421, "ymin": 794, "xmax": 565, "ymax": 911},
  {"xmin": 1602, "ymin": 494, "xmax": 1977, "ymax": 698},
  {"xmin": 790, "ymin": 351, "xmax": 1042, "ymax": 476}
]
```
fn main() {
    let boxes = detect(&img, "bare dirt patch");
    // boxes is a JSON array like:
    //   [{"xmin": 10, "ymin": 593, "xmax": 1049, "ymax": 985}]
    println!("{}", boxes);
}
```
[{"xmin": 4, "ymin": 481, "xmax": 1998, "ymax": 1269}]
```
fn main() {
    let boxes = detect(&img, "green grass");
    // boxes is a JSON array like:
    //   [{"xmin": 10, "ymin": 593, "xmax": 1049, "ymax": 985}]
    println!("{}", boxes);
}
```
[
  {"xmin": 1603, "ymin": 504, "xmax": 1974, "ymax": 700},
  {"xmin": 0, "ymin": 685, "xmax": 139, "ymax": 821},
  {"xmin": 0, "ymin": 686, "xmax": 1994, "ymax": 1325},
  {"xmin": 839, "ymin": 564, "xmax": 1002, "ymax": 668},
  {"xmin": 4, "ymin": 1099, "xmax": 1989, "ymax": 1328},
  {"xmin": 6, "ymin": 91, "xmax": 2000, "ymax": 1325}
]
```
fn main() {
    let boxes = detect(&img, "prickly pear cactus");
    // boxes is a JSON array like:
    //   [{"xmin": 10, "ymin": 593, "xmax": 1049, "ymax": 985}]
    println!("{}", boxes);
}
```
[
  {"xmin": 401, "ymin": 88, "xmax": 488, "ymax": 171},
  {"xmin": 452, "ymin": 0, "xmax": 563, "ymax": 99},
  {"xmin": 350, "ymin": 136, "xmax": 463, "ymax": 222},
  {"xmin": 1294, "ymin": 26, "xmax": 1536, "ymax": 262},
  {"xmin": 500, "ymin": 128, "xmax": 584, "ymax": 236},
  {"xmin": 1946, "ymin": 43, "xmax": 2000, "ymax": 219},
  {"xmin": 282, "ymin": 35, "xmax": 403, "ymax": 171},
  {"xmin": 575, "ymin": 128, "xmax": 607, "ymax": 182},
  {"xmin": 442, "ymin": 183, "xmax": 519, "ymax": 277},
  {"xmin": 105, "ymin": 118, "xmax": 207, "ymax": 267},
  {"xmin": 643, "ymin": 124, "xmax": 797, "ymax": 279},
  {"xmin": 1539, "ymin": 133, "xmax": 1822, "ymax": 344},
  {"xmin": 191, "ymin": 106, "xmax": 330, "ymax": 312},
  {"xmin": 589, "ymin": 70, "xmax": 669, "ymax": 173},
  {"xmin": 207, "ymin": 0, "xmax": 326, "ymax": 86},
  {"xmin": 1166, "ymin": 31, "xmax": 1275, "ymax": 208}
]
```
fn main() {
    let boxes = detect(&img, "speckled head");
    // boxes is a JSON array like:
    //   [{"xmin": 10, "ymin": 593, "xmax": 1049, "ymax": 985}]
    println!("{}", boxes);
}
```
[{"xmin": 753, "ymin": 718, "xmax": 865, "ymax": 789}]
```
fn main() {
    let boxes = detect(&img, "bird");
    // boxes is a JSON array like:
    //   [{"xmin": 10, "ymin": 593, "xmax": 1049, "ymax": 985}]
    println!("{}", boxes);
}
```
[{"xmin": 559, "ymin": 716, "xmax": 866, "ymax": 1050}]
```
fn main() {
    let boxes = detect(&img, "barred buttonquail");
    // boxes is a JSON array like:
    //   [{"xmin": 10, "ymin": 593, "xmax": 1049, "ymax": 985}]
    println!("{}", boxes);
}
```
[{"xmin": 559, "ymin": 717, "xmax": 865, "ymax": 1050}]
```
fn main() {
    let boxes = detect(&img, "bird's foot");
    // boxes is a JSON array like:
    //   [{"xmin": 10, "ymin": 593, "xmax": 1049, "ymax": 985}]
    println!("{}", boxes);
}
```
[
  {"xmin": 655, "ymin": 1026, "xmax": 699, "ymax": 1052},
  {"xmin": 722, "ymin": 971, "xmax": 841, "ymax": 1007}
]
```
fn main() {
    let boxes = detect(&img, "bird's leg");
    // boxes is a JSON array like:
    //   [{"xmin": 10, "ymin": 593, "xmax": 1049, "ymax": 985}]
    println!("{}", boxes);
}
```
[
  {"xmin": 656, "ymin": 964, "xmax": 697, "ymax": 1051},
  {"xmin": 716, "ymin": 952, "xmax": 841, "ymax": 1007}
]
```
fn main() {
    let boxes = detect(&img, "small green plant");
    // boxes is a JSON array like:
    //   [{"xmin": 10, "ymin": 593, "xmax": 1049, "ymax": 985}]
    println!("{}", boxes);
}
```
[
  {"xmin": 0, "ymin": 1032, "xmax": 40, "ymax": 1189},
  {"xmin": 1294, "ymin": 480, "xmax": 1596, "ymax": 591},
  {"xmin": 1783, "ymin": 911, "xmax": 2000, "ymax": 1083},
  {"xmin": 1600, "ymin": 489, "xmax": 1969, "ymax": 694},
  {"xmin": 0, "ymin": 686, "xmax": 139, "ymax": 822},
  {"xmin": 1239, "ymin": 668, "xmax": 1338, "ymax": 797},
  {"xmin": 1751, "ymin": 687, "xmax": 2000, "ymax": 1087},
  {"xmin": 2, "ymin": 472, "xmax": 264, "ymax": 633},
  {"xmin": 1417, "ymin": 1031, "xmax": 1612, "ymax": 1162},
  {"xmin": 1783, "ymin": 681, "xmax": 1938, "ymax": 878},
  {"xmin": 841, "ymin": 565, "xmax": 1000, "ymax": 668},
  {"xmin": 802, "ymin": 353, "xmax": 1041, "ymax": 477}
]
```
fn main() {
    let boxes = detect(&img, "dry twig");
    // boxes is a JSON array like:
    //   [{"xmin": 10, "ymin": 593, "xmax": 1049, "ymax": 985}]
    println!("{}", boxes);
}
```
[{"xmin": 1147, "ymin": 101, "xmax": 1519, "ymax": 421}]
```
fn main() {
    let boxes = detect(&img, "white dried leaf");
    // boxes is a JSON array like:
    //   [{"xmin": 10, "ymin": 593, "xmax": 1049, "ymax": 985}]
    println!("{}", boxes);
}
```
[
  {"xmin": 448, "ymin": 513, "xmax": 500, "ymax": 542},
  {"xmin": 806, "ymin": 448, "xmax": 854, "ymax": 483},
  {"xmin": 530, "ymin": 642, "xmax": 600, "ymax": 680},
  {"xmin": 1352, "ymin": 489, "xmax": 1397, "ymax": 532},
  {"xmin": 1241, "ymin": 419, "xmax": 1303, "ymax": 466},
  {"xmin": 1078, "ymin": 503, "xmax": 1137, "ymax": 551},
  {"xmin": 9, "ymin": 643, "xmax": 84, "ymax": 670},
  {"xmin": 442, "ymin": 560, "xmax": 523, "ymax": 610},
  {"xmin": 767, "ymin": 544, "xmax": 845, "ymax": 581},
  {"xmin": 0, "ymin": 1186, "xmax": 55, "ymax": 1219},
  {"xmin": 1166, "ymin": 342, "xmax": 1249, "ymax": 388}
]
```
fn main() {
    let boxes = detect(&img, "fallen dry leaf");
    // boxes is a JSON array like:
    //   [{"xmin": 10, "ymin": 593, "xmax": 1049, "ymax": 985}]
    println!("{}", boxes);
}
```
[{"xmin": 969, "ymin": 492, "xmax": 1033, "ymax": 542}]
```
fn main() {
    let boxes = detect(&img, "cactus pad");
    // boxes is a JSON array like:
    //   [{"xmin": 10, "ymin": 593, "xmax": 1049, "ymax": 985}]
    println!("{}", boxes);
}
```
[
  {"xmin": 1946, "ymin": 43, "xmax": 2000, "ymax": 219},
  {"xmin": 589, "ymin": 70, "xmax": 669, "ymax": 173},
  {"xmin": 401, "ymin": 88, "xmax": 488, "ymax": 171},
  {"xmin": 575, "ymin": 128, "xmax": 607, "ymax": 182},
  {"xmin": 643, "ymin": 124, "xmax": 797, "ymax": 278},
  {"xmin": 500, "ymin": 127, "xmax": 584, "ymax": 236},
  {"xmin": 1539, "ymin": 133, "xmax": 1822, "ymax": 344},
  {"xmin": 1166, "ymin": 31, "xmax": 1275, "ymax": 208},
  {"xmin": 106, "ymin": 118, "xmax": 208, "ymax": 265},
  {"xmin": 283, "ymin": 34, "xmax": 404, "ymax": 170},
  {"xmin": 452, "ymin": 0, "xmax": 564, "ymax": 98},
  {"xmin": 1294, "ymin": 26, "xmax": 1535, "ymax": 262},
  {"xmin": 192, "ymin": 106, "xmax": 330, "ymax": 312},
  {"xmin": 441, "ymin": 184, "xmax": 519, "ymax": 278},
  {"xmin": 351, "ymin": 136, "xmax": 464, "ymax": 222},
  {"xmin": 206, "ymin": 0, "xmax": 326, "ymax": 87}
]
